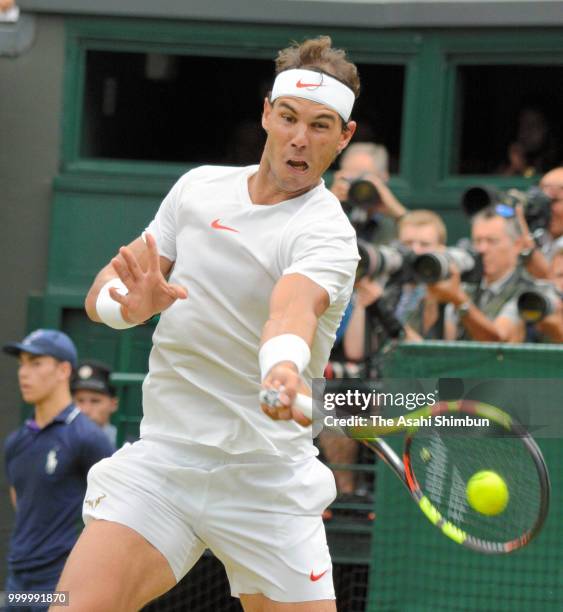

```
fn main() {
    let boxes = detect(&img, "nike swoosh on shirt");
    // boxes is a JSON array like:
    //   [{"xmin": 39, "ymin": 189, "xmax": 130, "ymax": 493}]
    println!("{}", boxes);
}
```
[
  {"xmin": 296, "ymin": 79, "xmax": 325, "ymax": 89},
  {"xmin": 211, "ymin": 218, "xmax": 239, "ymax": 233},
  {"xmin": 310, "ymin": 569, "xmax": 329, "ymax": 582}
]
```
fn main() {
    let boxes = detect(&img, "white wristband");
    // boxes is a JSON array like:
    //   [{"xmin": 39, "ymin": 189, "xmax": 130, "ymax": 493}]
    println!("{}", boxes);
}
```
[
  {"xmin": 259, "ymin": 334, "xmax": 311, "ymax": 381},
  {"xmin": 95, "ymin": 278, "xmax": 137, "ymax": 330}
]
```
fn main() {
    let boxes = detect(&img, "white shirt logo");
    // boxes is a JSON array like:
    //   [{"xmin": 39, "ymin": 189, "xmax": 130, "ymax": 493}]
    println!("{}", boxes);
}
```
[{"xmin": 45, "ymin": 449, "xmax": 58, "ymax": 474}]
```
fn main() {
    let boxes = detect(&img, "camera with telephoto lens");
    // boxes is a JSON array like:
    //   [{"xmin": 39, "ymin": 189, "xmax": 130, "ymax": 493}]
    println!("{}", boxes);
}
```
[
  {"xmin": 342, "ymin": 178, "xmax": 383, "ymax": 233},
  {"xmin": 347, "ymin": 179, "xmax": 382, "ymax": 208},
  {"xmin": 411, "ymin": 241, "xmax": 482, "ymax": 284},
  {"xmin": 517, "ymin": 282, "xmax": 563, "ymax": 323},
  {"xmin": 461, "ymin": 185, "xmax": 552, "ymax": 233},
  {"xmin": 356, "ymin": 240, "xmax": 410, "ymax": 281}
]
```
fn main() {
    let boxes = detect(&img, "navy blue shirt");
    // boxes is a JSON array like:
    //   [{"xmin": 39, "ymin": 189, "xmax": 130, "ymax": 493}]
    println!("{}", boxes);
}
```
[{"xmin": 4, "ymin": 404, "xmax": 114, "ymax": 571}]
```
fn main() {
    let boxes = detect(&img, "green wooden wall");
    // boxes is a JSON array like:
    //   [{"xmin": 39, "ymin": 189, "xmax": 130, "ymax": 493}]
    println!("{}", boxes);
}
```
[{"xmin": 34, "ymin": 16, "xmax": 563, "ymax": 403}]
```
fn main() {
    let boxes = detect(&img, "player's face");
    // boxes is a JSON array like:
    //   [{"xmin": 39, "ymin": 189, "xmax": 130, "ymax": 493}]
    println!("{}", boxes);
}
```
[
  {"xmin": 73, "ymin": 389, "xmax": 117, "ymax": 426},
  {"xmin": 399, "ymin": 223, "xmax": 443, "ymax": 255},
  {"xmin": 17, "ymin": 353, "xmax": 67, "ymax": 405},
  {"xmin": 261, "ymin": 97, "xmax": 356, "ymax": 198},
  {"xmin": 472, "ymin": 217, "xmax": 521, "ymax": 282}
]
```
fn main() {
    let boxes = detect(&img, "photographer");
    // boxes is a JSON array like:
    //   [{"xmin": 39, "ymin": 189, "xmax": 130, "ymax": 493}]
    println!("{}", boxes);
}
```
[
  {"xmin": 498, "ymin": 166, "xmax": 563, "ymax": 279},
  {"xmin": 431, "ymin": 207, "xmax": 531, "ymax": 342},
  {"xmin": 539, "ymin": 166, "xmax": 563, "ymax": 259},
  {"xmin": 519, "ymin": 247, "xmax": 563, "ymax": 343},
  {"xmin": 344, "ymin": 210, "xmax": 448, "ymax": 359},
  {"xmin": 331, "ymin": 142, "xmax": 407, "ymax": 245}
]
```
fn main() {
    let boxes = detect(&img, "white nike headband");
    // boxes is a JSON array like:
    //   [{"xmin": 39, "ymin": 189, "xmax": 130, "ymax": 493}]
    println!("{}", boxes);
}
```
[{"xmin": 270, "ymin": 68, "xmax": 355, "ymax": 122}]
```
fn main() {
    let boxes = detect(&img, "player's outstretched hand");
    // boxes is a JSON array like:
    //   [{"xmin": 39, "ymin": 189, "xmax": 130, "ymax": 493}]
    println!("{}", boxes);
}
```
[
  {"xmin": 260, "ymin": 362, "xmax": 312, "ymax": 427},
  {"xmin": 110, "ymin": 233, "xmax": 188, "ymax": 324}
]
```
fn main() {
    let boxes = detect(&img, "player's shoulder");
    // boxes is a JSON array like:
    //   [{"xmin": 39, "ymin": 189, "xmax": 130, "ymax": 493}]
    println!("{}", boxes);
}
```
[
  {"xmin": 298, "ymin": 184, "xmax": 355, "ymax": 234},
  {"xmin": 178, "ymin": 164, "xmax": 253, "ymax": 186}
]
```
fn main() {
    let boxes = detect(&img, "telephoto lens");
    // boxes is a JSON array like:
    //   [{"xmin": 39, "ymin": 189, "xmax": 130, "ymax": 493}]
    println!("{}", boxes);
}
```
[
  {"xmin": 348, "ymin": 179, "xmax": 381, "ymax": 207},
  {"xmin": 356, "ymin": 240, "xmax": 404, "ymax": 280},
  {"xmin": 517, "ymin": 282, "xmax": 562, "ymax": 323},
  {"xmin": 412, "ymin": 247, "xmax": 476, "ymax": 284}
]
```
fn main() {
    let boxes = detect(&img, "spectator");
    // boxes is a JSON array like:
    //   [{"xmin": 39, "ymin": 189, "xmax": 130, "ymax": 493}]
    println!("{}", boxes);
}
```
[
  {"xmin": 499, "ymin": 105, "xmax": 560, "ymax": 177},
  {"xmin": 2, "ymin": 329, "xmax": 113, "ymax": 611},
  {"xmin": 331, "ymin": 142, "xmax": 407, "ymax": 245},
  {"xmin": 539, "ymin": 166, "xmax": 563, "ymax": 258},
  {"xmin": 430, "ymin": 208, "xmax": 533, "ymax": 342},
  {"xmin": 72, "ymin": 360, "xmax": 118, "ymax": 449},
  {"xmin": 511, "ymin": 166, "xmax": 563, "ymax": 279}
]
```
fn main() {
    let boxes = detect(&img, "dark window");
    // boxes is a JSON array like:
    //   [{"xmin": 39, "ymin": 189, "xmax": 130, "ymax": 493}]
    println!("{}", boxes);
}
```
[
  {"xmin": 349, "ymin": 63, "xmax": 405, "ymax": 173},
  {"xmin": 455, "ymin": 65, "xmax": 563, "ymax": 176},
  {"xmin": 82, "ymin": 51, "xmax": 272, "ymax": 164},
  {"xmin": 82, "ymin": 51, "xmax": 404, "ymax": 170}
]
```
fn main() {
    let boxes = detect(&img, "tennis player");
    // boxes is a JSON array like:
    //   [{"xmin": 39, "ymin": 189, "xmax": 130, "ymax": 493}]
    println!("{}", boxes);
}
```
[{"xmin": 55, "ymin": 36, "xmax": 360, "ymax": 612}]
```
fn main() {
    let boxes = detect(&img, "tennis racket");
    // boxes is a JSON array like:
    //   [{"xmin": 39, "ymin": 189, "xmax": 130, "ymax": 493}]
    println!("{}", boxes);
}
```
[{"xmin": 259, "ymin": 389, "xmax": 551, "ymax": 554}]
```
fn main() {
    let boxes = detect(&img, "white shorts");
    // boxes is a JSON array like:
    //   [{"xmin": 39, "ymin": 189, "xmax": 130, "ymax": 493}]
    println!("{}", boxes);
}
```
[{"xmin": 83, "ymin": 438, "xmax": 337, "ymax": 603}]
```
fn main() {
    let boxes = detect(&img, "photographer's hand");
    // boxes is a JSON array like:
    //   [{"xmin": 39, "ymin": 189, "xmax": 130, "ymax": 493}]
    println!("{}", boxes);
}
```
[
  {"xmin": 364, "ymin": 174, "xmax": 407, "ymax": 221},
  {"xmin": 427, "ymin": 267, "xmax": 467, "ymax": 305},
  {"xmin": 355, "ymin": 277, "xmax": 384, "ymax": 307},
  {"xmin": 536, "ymin": 303, "xmax": 563, "ymax": 342},
  {"xmin": 515, "ymin": 204, "xmax": 549, "ymax": 278}
]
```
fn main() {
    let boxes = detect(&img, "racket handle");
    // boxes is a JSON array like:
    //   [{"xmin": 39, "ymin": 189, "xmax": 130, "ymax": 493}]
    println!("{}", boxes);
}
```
[
  {"xmin": 259, "ymin": 389, "xmax": 313, "ymax": 420},
  {"xmin": 294, "ymin": 393, "xmax": 313, "ymax": 420}
]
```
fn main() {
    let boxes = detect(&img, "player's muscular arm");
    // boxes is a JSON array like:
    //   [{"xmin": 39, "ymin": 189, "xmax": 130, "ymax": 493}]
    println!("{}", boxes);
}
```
[
  {"xmin": 262, "ymin": 273, "xmax": 329, "ymax": 345},
  {"xmin": 260, "ymin": 273, "xmax": 329, "ymax": 426},
  {"xmin": 85, "ymin": 233, "xmax": 186, "ymax": 324}
]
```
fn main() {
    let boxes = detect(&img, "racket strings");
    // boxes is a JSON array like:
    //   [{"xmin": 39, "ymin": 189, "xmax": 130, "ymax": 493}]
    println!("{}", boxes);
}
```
[{"xmin": 409, "ymin": 420, "xmax": 544, "ymax": 544}]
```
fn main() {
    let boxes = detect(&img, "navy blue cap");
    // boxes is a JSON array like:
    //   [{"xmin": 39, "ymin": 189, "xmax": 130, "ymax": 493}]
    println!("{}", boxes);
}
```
[
  {"xmin": 3, "ymin": 329, "xmax": 78, "ymax": 368},
  {"xmin": 71, "ymin": 360, "xmax": 115, "ymax": 396}
]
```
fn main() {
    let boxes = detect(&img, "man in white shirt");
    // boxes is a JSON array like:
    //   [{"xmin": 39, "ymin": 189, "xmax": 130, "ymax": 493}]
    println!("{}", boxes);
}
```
[{"xmin": 56, "ymin": 36, "xmax": 359, "ymax": 612}]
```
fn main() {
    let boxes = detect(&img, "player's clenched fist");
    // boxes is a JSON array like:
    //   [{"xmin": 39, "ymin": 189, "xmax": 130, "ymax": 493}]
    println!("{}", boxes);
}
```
[{"xmin": 260, "ymin": 362, "xmax": 311, "ymax": 427}]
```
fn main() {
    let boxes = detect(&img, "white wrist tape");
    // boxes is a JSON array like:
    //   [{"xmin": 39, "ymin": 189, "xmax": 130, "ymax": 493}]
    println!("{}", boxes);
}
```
[
  {"xmin": 259, "ymin": 334, "xmax": 311, "ymax": 381},
  {"xmin": 96, "ymin": 278, "xmax": 137, "ymax": 330}
]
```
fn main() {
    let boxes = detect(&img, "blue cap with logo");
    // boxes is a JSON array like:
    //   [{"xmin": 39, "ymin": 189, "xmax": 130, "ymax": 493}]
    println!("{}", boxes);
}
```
[
  {"xmin": 3, "ymin": 329, "xmax": 78, "ymax": 368},
  {"xmin": 72, "ymin": 360, "xmax": 116, "ymax": 397}
]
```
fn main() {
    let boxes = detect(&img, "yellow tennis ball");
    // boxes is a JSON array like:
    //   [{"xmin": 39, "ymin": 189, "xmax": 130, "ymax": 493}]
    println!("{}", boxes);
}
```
[{"xmin": 466, "ymin": 470, "xmax": 509, "ymax": 516}]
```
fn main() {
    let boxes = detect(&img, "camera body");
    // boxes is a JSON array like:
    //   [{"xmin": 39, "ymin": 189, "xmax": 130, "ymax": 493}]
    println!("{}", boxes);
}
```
[
  {"xmin": 461, "ymin": 185, "xmax": 552, "ymax": 233},
  {"xmin": 341, "ymin": 176, "xmax": 383, "ymax": 234}
]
